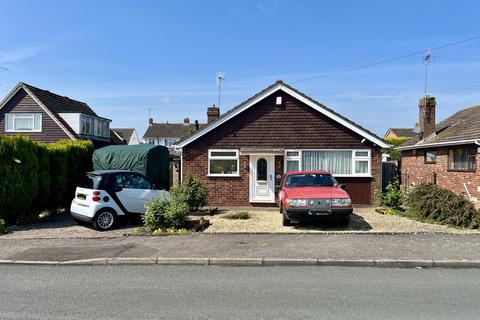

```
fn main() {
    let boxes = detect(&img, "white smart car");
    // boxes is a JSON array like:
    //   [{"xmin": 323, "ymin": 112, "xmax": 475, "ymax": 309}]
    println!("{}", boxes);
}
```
[{"xmin": 70, "ymin": 170, "xmax": 168, "ymax": 230}]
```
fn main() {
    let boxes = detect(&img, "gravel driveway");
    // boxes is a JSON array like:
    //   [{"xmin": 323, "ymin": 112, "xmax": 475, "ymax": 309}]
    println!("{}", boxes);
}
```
[
  {"xmin": 2, "ymin": 207, "xmax": 478, "ymax": 239},
  {"xmin": 204, "ymin": 207, "xmax": 479, "ymax": 234}
]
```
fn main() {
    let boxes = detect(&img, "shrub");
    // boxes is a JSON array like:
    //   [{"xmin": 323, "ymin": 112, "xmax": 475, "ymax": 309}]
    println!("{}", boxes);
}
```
[
  {"xmin": 222, "ymin": 211, "xmax": 250, "ymax": 220},
  {"xmin": 143, "ymin": 194, "xmax": 189, "ymax": 231},
  {"xmin": 33, "ymin": 143, "xmax": 51, "ymax": 210},
  {"xmin": 47, "ymin": 144, "xmax": 68, "ymax": 209},
  {"xmin": 0, "ymin": 219, "xmax": 6, "ymax": 234},
  {"xmin": 406, "ymin": 184, "xmax": 479, "ymax": 229},
  {"xmin": 0, "ymin": 136, "xmax": 39, "ymax": 224},
  {"xmin": 382, "ymin": 178, "xmax": 404, "ymax": 209},
  {"xmin": 170, "ymin": 175, "xmax": 208, "ymax": 211}
]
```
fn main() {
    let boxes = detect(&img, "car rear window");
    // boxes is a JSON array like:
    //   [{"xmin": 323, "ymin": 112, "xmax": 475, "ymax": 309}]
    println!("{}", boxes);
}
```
[
  {"xmin": 78, "ymin": 174, "xmax": 103, "ymax": 189},
  {"xmin": 285, "ymin": 173, "xmax": 336, "ymax": 187}
]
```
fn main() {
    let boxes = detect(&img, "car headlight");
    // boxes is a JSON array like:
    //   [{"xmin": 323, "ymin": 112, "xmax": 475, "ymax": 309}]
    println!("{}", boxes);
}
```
[
  {"xmin": 331, "ymin": 198, "xmax": 352, "ymax": 207},
  {"xmin": 286, "ymin": 198, "xmax": 307, "ymax": 207}
]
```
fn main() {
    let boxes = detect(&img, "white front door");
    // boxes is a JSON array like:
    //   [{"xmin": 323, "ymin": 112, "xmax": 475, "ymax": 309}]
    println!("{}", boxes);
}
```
[{"xmin": 249, "ymin": 155, "xmax": 275, "ymax": 203}]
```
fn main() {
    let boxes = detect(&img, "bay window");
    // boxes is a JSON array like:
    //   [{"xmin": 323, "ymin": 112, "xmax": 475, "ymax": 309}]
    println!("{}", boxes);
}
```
[
  {"xmin": 448, "ymin": 148, "xmax": 476, "ymax": 171},
  {"xmin": 5, "ymin": 113, "xmax": 42, "ymax": 132},
  {"xmin": 284, "ymin": 149, "xmax": 371, "ymax": 176},
  {"xmin": 208, "ymin": 149, "xmax": 239, "ymax": 176}
]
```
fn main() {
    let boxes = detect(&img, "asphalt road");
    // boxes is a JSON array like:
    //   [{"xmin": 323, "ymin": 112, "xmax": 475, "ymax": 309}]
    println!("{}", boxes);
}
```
[{"xmin": 1, "ymin": 265, "xmax": 479, "ymax": 320}]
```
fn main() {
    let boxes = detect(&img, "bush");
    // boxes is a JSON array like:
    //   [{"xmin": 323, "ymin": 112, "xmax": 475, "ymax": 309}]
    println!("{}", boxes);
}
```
[
  {"xmin": 143, "ymin": 193, "xmax": 189, "ymax": 231},
  {"xmin": 171, "ymin": 175, "xmax": 208, "ymax": 211},
  {"xmin": 33, "ymin": 143, "xmax": 51, "ymax": 209},
  {"xmin": 382, "ymin": 178, "xmax": 404, "ymax": 209},
  {"xmin": 0, "ymin": 219, "xmax": 6, "ymax": 234},
  {"xmin": 0, "ymin": 136, "xmax": 39, "ymax": 224},
  {"xmin": 222, "ymin": 211, "xmax": 250, "ymax": 220},
  {"xmin": 406, "ymin": 184, "xmax": 479, "ymax": 229}
]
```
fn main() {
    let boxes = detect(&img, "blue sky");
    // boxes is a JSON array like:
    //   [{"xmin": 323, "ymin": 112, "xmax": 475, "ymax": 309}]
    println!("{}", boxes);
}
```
[{"xmin": 1, "ymin": 0, "xmax": 480, "ymax": 139}]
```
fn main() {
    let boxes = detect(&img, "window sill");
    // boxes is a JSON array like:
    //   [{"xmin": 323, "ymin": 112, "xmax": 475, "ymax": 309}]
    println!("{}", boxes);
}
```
[
  {"xmin": 447, "ymin": 169, "xmax": 476, "ymax": 173},
  {"xmin": 424, "ymin": 161, "xmax": 437, "ymax": 164},
  {"xmin": 207, "ymin": 174, "xmax": 241, "ymax": 178},
  {"xmin": 6, "ymin": 130, "xmax": 42, "ymax": 133}
]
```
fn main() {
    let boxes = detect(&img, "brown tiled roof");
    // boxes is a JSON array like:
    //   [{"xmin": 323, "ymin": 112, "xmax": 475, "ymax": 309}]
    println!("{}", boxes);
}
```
[
  {"xmin": 176, "ymin": 80, "xmax": 387, "ymax": 147},
  {"xmin": 400, "ymin": 105, "xmax": 480, "ymax": 148},
  {"xmin": 386, "ymin": 128, "xmax": 418, "ymax": 138},
  {"xmin": 110, "ymin": 129, "xmax": 127, "ymax": 145},
  {"xmin": 143, "ymin": 123, "xmax": 205, "ymax": 139}
]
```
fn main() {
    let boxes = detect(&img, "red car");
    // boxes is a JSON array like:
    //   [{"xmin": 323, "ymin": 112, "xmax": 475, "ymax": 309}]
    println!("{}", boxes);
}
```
[{"xmin": 278, "ymin": 171, "xmax": 353, "ymax": 226}]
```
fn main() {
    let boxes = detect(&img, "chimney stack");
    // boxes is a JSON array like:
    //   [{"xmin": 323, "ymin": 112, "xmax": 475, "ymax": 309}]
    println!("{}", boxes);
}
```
[
  {"xmin": 207, "ymin": 104, "xmax": 220, "ymax": 123},
  {"xmin": 183, "ymin": 117, "xmax": 190, "ymax": 125},
  {"xmin": 418, "ymin": 96, "xmax": 436, "ymax": 139},
  {"xmin": 148, "ymin": 117, "xmax": 153, "ymax": 126},
  {"xmin": 194, "ymin": 120, "xmax": 199, "ymax": 131}
]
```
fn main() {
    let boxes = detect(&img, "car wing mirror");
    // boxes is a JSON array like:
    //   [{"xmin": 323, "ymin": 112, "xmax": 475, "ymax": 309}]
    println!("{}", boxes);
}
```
[{"xmin": 339, "ymin": 184, "xmax": 346, "ymax": 190}]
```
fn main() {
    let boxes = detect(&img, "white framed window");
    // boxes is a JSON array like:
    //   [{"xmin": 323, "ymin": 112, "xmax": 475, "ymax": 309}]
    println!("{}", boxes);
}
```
[
  {"xmin": 284, "ymin": 149, "xmax": 371, "ymax": 177},
  {"xmin": 5, "ymin": 113, "xmax": 42, "ymax": 132},
  {"xmin": 208, "ymin": 149, "xmax": 239, "ymax": 176},
  {"xmin": 285, "ymin": 150, "xmax": 301, "ymax": 172},
  {"xmin": 80, "ymin": 116, "xmax": 94, "ymax": 135}
]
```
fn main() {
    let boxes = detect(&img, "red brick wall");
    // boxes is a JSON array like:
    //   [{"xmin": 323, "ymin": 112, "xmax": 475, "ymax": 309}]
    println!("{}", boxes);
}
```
[{"xmin": 401, "ymin": 146, "xmax": 480, "ymax": 204}]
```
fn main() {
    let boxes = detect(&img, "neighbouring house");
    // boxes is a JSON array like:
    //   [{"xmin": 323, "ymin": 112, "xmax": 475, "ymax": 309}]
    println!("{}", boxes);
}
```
[
  {"xmin": 112, "ymin": 128, "xmax": 140, "ymax": 145},
  {"xmin": 384, "ymin": 127, "xmax": 418, "ymax": 140},
  {"xmin": 174, "ymin": 80, "xmax": 389, "ymax": 206},
  {"xmin": 397, "ymin": 96, "xmax": 480, "ymax": 204},
  {"xmin": 143, "ymin": 117, "xmax": 203, "ymax": 147},
  {"xmin": 0, "ymin": 82, "xmax": 123, "ymax": 148}
]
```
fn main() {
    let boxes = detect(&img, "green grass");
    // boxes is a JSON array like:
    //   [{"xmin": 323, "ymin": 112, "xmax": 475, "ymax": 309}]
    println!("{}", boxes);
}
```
[{"xmin": 222, "ymin": 211, "xmax": 250, "ymax": 220}]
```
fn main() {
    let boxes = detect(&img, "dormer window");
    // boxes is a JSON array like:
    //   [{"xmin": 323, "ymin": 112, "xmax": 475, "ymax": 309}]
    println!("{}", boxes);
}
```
[
  {"xmin": 5, "ymin": 113, "xmax": 42, "ymax": 132},
  {"xmin": 80, "ymin": 115, "xmax": 109, "ymax": 138}
]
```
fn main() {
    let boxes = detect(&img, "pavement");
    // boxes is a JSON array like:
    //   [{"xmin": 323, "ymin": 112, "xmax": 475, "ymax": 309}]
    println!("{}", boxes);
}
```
[
  {"xmin": 2, "ymin": 233, "xmax": 480, "ymax": 267},
  {"xmin": 2, "ymin": 265, "xmax": 480, "ymax": 319}
]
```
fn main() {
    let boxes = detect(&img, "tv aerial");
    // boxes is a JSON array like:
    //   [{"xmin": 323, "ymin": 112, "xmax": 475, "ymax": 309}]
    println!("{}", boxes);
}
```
[{"xmin": 216, "ymin": 72, "xmax": 225, "ymax": 109}]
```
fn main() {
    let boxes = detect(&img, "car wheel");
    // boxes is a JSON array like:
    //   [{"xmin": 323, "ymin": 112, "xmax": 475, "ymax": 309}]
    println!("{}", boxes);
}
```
[
  {"xmin": 93, "ymin": 209, "xmax": 117, "ymax": 231},
  {"xmin": 337, "ymin": 215, "xmax": 350, "ymax": 227},
  {"xmin": 282, "ymin": 207, "xmax": 292, "ymax": 227}
]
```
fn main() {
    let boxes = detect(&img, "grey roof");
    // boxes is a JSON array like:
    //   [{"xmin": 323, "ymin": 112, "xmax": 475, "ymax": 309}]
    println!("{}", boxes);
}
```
[
  {"xmin": 112, "ymin": 128, "xmax": 135, "ymax": 142},
  {"xmin": 143, "ymin": 123, "xmax": 204, "ymax": 139},
  {"xmin": 22, "ymin": 83, "xmax": 99, "ymax": 117},
  {"xmin": 385, "ymin": 128, "xmax": 418, "ymax": 139},
  {"xmin": 400, "ymin": 105, "xmax": 480, "ymax": 149},
  {"xmin": 176, "ymin": 80, "xmax": 387, "ymax": 147}
]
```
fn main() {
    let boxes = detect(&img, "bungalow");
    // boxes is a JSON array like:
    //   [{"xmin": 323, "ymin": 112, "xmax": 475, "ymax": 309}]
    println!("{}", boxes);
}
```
[
  {"xmin": 397, "ymin": 96, "xmax": 480, "ymax": 204},
  {"xmin": 112, "ymin": 128, "xmax": 140, "ymax": 145},
  {"xmin": 174, "ymin": 80, "xmax": 389, "ymax": 206},
  {"xmin": 0, "ymin": 82, "xmax": 123, "ymax": 148}
]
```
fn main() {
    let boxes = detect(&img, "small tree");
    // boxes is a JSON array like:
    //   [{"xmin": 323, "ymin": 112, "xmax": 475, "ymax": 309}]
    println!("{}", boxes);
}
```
[
  {"xmin": 171, "ymin": 175, "xmax": 208, "ymax": 211},
  {"xmin": 382, "ymin": 137, "xmax": 408, "ymax": 161}
]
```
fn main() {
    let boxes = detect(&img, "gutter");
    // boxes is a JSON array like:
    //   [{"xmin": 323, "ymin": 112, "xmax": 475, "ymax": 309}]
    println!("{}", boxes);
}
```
[{"xmin": 397, "ymin": 139, "xmax": 480, "ymax": 151}]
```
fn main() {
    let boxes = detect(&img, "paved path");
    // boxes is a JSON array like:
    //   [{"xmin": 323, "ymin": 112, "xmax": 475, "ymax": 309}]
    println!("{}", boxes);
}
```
[
  {"xmin": 2, "ymin": 265, "xmax": 480, "ymax": 319},
  {"xmin": 2, "ymin": 233, "xmax": 480, "ymax": 262}
]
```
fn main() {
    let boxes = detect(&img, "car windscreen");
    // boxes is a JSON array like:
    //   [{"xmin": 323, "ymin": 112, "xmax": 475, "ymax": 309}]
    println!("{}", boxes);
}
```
[
  {"xmin": 285, "ymin": 173, "xmax": 336, "ymax": 187},
  {"xmin": 78, "ymin": 174, "xmax": 103, "ymax": 189}
]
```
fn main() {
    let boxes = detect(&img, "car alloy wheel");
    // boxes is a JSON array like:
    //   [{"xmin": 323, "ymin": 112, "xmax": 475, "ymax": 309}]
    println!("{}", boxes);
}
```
[{"xmin": 95, "ymin": 211, "xmax": 115, "ymax": 230}]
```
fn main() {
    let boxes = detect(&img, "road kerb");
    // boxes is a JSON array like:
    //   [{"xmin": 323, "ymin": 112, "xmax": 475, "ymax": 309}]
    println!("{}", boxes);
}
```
[
  {"xmin": 12, "ymin": 260, "xmax": 59, "ymax": 265},
  {"xmin": 156, "ymin": 257, "xmax": 210, "ymax": 265},
  {"xmin": 107, "ymin": 257, "xmax": 158, "ymax": 265},
  {"xmin": 59, "ymin": 258, "xmax": 108, "ymax": 265},
  {"xmin": 263, "ymin": 258, "xmax": 317, "ymax": 266},
  {"xmin": 432, "ymin": 260, "xmax": 480, "ymax": 268},
  {"xmin": 209, "ymin": 258, "xmax": 263, "ymax": 266},
  {"xmin": 317, "ymin": 259, "xmax": 376, "ymax": 267}
]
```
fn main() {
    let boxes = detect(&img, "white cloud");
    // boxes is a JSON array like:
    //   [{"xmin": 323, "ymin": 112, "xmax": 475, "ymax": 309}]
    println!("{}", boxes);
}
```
[{"xmin": 0, "ymin": 45, "xmax": 49, "ymax": 64}]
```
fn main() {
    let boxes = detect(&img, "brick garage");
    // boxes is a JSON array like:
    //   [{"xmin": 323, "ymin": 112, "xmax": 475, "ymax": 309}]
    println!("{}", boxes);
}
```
[{"xmin": 178, "ymin": 81, "xmax": 388, "ymax": 206}]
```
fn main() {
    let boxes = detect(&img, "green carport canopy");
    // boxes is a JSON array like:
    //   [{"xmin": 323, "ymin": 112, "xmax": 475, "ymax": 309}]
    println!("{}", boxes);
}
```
[{"xmin": 92, "ymin": 144, "xmax": 169, "ymax": 189}]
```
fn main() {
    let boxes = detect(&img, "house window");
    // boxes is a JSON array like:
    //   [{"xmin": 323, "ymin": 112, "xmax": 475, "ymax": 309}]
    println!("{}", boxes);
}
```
[
  {"xmin": 80, "ymin": 116, "xmax": 94, "ymax": 135},
  {"xmin": 285, "ymin": 150, "xmax": 301, "ymax": 172},
  {"xmin": 208, "ymin": 149, "xmax": 239, "ymax": 176},
  {"xmin": 285, "ymin": 149, "xmax": 371, "ymax": 176},
  {"xmin": 448, "ymin": 148, "xmax": 476, "ymax": 171},
  {"xmin": 425, "ymin": 150, "xmax": 437, "ymax": 164},
  {"xmin": 5, "ymin": 113, "xmax": 42, "ymax": 132}
]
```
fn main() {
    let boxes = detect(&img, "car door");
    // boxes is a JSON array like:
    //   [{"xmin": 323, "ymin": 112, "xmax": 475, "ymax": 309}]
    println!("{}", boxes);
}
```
[{"xmin": 113, "ymin": 173, "xmax": 159, "ymax": 213}]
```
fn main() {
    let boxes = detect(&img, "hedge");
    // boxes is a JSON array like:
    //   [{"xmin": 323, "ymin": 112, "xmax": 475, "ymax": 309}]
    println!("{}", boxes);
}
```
[
  {"xmin": 406, "ymin": 184, "xmax": 479, "ymax": 229},
  {"xmin": 0, "ymin": 136, "xmax": 94, "ymax": 224}
]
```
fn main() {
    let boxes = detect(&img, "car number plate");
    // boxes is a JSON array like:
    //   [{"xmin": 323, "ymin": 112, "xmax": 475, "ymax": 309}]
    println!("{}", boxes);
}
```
[
  {"xmin": 77, "ymin": 193, "xmax": 87, "ymax": 200},
  {"xmin": 309, "ymin": 209, "xmax": 331, "ymax": 216}
]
